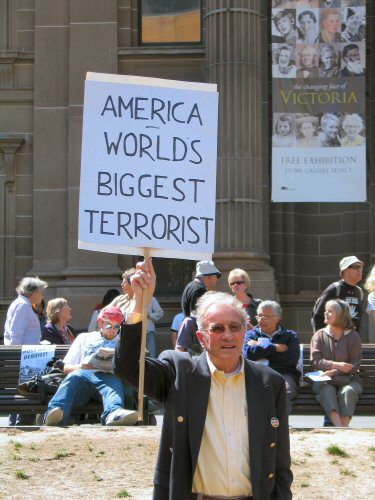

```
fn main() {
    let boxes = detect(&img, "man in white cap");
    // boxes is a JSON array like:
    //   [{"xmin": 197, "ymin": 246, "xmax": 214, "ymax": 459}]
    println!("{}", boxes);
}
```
[
  {"xmin": 181, "ymin": 260, "xmax": 221, "ymax": 317},
  {"xmin": 312, "ymin": 256, "xmax": 364, "ymax": 333}
]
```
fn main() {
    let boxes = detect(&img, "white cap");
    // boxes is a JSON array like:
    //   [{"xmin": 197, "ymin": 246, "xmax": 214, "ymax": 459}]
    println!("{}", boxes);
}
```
[
  {"xmin": 195, "ymin": 261, "xmax": 221, "ymax": 278},
  {"xmin": 339, "ymin": 256, "xmax": 363, "ymax": 274}
]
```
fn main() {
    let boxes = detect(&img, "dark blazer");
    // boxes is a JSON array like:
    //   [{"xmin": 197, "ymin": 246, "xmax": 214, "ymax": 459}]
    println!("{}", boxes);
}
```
[{"xmin": 114, "ymin": 323, "xmax": 293, "ymax": 500}]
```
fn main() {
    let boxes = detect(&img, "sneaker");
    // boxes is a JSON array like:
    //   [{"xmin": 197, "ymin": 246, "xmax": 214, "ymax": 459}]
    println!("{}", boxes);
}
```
[
  {"xmin": 148, "ymin": 414, "xmax": 157, "ymax": 426},
  {"xmin": 44, "ymin": 407, "xmax": 64, "ymax": 426},
  {"xmin": 106, "ymin": 408, "xmax": 138, "ymax": 426}
]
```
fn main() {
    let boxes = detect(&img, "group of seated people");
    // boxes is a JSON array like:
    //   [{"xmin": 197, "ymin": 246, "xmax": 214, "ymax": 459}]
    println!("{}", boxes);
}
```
[
  {"xmin": 4, "ymin": 258, "xmax": 374, "ymax": 427},
  {"xmin": 174, "ymin": 261, "xmax": 369, "ymax": 427}
]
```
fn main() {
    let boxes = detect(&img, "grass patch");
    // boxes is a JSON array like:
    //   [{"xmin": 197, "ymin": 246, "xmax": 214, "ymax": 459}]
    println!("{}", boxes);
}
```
[
  {"xmin": 53, "ymin": 449, "xmax": 75, "ymax": 460},
  {"xmin": 368, "ymin": 447, "xmax": 375, "ymax": 452},
  {"xmin": 29, "ymin": 457, "xmax": 41, "ymax": 463},
  {"xmin": 15, "ymin": 470, "xmax": 30, "ymax": 480},
  {"xmin": 300, "ymin": 482, "xmax": 310, "ymax": 488},
  {"xmin": 326, "ymin": 445, "xmax": 349, "ymax": 458},
  {"xmin": 331, "ymin": 459, "xmax": 339, "ymax": 465},
  {"xmin": 340, "ymin": 468, "xmax": 356, "ymax": 477},
  {"xmin": 12, "ymin": 454, "xmax": 21, "ymax": 461},
  {"xmin": 29, "ymin": 443, "xmax": 39, "ymax": 450},
  {"xmin": 117, "ymin": 490, "xmax": 131, "ymax": 498},
  {"xmin": 13, "ymin": 441, "xmax": 22, "ymax": 451}
]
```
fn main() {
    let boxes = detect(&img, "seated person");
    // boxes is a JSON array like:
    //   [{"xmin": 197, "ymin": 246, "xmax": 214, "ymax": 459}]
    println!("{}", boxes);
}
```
[
  {"xmin": 175, "ymin": 315, "xmax": 203, "ymax": 356},
  {"xmin": 243, "ymin": 300, "xmax": 300, "ymax": 414},
  {"xmin": 310, "ymin": 299, "xmax": 362, "ymax": 427},
  {"xmin": 43, "ymin": 306, "xmax": 137, "ymax": 426},
  {"xmin": 170, "ymin": 311, "xmax": 185, "ymax": 348},
  {"xmin": 42, "ymin": 298, "xmax": 76, "ymax": 344}
]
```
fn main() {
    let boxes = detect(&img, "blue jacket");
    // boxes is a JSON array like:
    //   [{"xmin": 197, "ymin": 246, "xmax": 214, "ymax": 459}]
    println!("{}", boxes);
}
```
[{"xmin": 243, "ymin": 326, "xmax": 301, "ymax": 385}]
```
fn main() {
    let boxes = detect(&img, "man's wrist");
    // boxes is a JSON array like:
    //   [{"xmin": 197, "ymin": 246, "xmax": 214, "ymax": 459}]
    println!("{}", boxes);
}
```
[{"xmin": 125, "ymin": 312, "xmax": 143, "ymax": 324}]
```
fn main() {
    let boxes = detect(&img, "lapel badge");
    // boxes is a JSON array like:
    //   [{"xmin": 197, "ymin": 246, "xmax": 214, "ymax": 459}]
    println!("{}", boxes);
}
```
[{"xmin": 271, "ymin": 417, "xmax": 279, "ymax": 428}]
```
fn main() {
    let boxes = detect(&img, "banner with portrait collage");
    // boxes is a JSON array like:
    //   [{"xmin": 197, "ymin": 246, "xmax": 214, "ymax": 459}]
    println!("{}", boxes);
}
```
[{"xmin": 271, "ymin": 0, "xmax": 366, "ymax": 202}]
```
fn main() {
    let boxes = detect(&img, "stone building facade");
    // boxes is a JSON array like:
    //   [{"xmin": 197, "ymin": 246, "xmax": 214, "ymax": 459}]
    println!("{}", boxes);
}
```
[{"xmin": 0, "ymin": 0, "xmax": 374, "ymax": 344}]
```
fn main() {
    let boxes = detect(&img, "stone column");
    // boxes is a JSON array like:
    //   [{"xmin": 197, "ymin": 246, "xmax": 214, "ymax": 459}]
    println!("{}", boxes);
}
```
[
  {"xmin": 61, "ymin": 0, "xmax": 121, "ymax": 326},
  {"xmin": 205, "ymin": 0, "xmax": 275, "ymax": 298},
  {"xmin": 32, "ymin": 1, "xmax": 121, "ymax": 327},
  {"xmin": 0, "ymin": 135, "xmax": 24, "ymax": 298}
]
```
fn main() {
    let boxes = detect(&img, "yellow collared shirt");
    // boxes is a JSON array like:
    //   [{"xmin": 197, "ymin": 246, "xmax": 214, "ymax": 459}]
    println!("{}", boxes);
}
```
[{"xmin": 192, "ymin": 354, "xmax": 252, "ymax": 496}]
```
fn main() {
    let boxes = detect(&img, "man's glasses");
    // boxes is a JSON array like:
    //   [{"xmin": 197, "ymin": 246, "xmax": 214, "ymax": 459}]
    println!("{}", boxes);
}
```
[
  {"xmin": 230, "ymin": 280, "xmax": 245, "ymax": 286},
  {"xmin": 103, "ymin": 323, "xmax": 121, "ymax": 332},
  {"xmin": 204, "ymin": 322, "xmax": 243, "ymax": 334},
  {"xmin": 348, "ymin": 264, "xmax": 363, "ymax": 270}
]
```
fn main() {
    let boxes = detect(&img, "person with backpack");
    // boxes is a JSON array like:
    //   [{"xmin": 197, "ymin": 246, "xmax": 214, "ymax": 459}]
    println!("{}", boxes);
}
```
[{"xmin": 312, "ymin": 256, "xmax": 364, "ymax": 334}]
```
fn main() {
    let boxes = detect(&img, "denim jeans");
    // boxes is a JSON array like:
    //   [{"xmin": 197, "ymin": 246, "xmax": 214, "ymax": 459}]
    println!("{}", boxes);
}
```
[
  {"xmin": 46, "ymin": 369, "xmax": 134, "ymax": 425},
  {"xmin": 146, "ymin": 330, "xmax": 157, "ymax": 358}
]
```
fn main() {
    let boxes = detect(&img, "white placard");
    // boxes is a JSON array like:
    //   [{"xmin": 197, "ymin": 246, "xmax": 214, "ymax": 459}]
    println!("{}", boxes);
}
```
[
  {"xmin": 19, "ymin": 345, "xmax": 56, "ymax": 383},
  {"xmin": 79, "ymin": 73, "xmax": 219, "ymax": 260}
]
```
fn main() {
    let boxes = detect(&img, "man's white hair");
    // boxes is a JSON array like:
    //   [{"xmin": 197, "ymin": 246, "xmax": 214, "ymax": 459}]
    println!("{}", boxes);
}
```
[{"xmin": 196, "ymin": 291, "xmax": 247, "ymax": 331}]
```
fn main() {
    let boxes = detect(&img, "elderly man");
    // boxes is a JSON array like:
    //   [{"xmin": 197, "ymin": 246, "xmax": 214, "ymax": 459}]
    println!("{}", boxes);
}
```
[
  {"xmin": 341, "ymin": 43, "xmax": 365, "ymax": 76},
  {"xmin": 181, "ymin": 260, "xmax": 221, "ymax": 317},
  {"xmin": 243, "ymin": 301, "xmax": 301, "ymax": 415},
  {"xmin": 319, "ymin": 113, "xmax": 341, "ymax": 147},
  {"xmin": 114, "ymin": 260, "xmax": 292, "ymax": 500},
  {"xmin": 44, "ymin": 306, "xmax": 137, "ymax": 426},
  {"xmin": 312, "ymin": 256, "xmax": 364, "ymax": 333}
]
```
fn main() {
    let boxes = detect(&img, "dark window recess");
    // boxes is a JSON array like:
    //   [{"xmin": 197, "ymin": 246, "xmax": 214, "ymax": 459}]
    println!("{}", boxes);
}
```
[{"xmin": 151, "ymin": 257, "xmax": 194, "ymax": 297}]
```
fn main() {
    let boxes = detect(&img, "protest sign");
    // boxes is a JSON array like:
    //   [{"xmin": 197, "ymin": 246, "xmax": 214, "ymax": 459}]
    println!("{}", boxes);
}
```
[
  {"xmin": 19, "ymin": 345, "xmax": 56, "ymax": 384},
  {"xmin": 79, "ymin": 73, "xmax": 219, "ymax": 260}
]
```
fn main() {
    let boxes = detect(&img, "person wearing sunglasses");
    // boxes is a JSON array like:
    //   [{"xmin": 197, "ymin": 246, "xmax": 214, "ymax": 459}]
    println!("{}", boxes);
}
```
[
  {"xmin": 43, "ymin": 306, "xmax": 137, "ymax": 426},
  {"xmin": 312, "ymin": 256, "xmax": 364, "ymax": 333},
  {"xmin": 114, "ymin": 260, "xmax": 292, "ymax": 500},
  {"xmin": 228, "ymin": 268, "xmax": 262, "ymax": 330},
  {"xmin": 243, "ymin": 300, "xmax": 301, "ymax": 415}
]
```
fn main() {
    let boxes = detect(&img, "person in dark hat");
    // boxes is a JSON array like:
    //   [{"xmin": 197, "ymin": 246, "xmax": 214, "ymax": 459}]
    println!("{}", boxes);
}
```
[
  {"xmin": 341, "ymin": 7, "xmax": 365, "ymax": 42},
  {"xmin": 181, "ymin": 260, "xmax": 221, "ymax": 317}
]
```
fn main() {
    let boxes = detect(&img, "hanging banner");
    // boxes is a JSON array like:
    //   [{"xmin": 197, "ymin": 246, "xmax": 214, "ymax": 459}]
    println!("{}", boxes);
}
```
[
  {"xmin": 271, "ymin": 0, "xmax": 366, "ymax": 202},
  {"xmin": 78, "ymin": 73, "xmax": 218, "ymax": 260}
]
